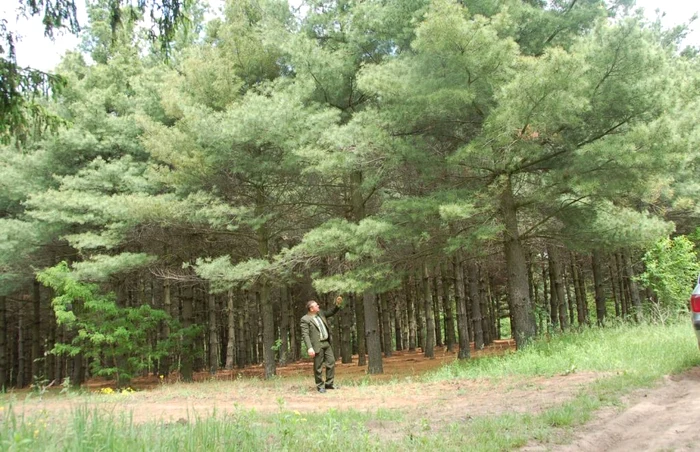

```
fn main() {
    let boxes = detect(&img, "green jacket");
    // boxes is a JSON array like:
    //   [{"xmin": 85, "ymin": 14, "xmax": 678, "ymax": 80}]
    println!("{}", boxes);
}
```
[{"xmin": 300, "ymin": 305, "xmax": 340, "ymax": 353}]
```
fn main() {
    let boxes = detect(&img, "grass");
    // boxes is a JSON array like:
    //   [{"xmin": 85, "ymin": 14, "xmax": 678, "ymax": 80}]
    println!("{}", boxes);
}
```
[
  {"xmin": 427, "ymin": 320, "xmax": 700, "ymax": 381},
  {"xmin": 1, "ymin": 320, "xmax": 699, "ymax": 451}
]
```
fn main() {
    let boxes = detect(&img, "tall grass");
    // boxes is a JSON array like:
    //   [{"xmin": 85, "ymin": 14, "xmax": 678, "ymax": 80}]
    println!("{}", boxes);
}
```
[
  {"xmin": 1, "ymin": 321, "xmax": 698, "ymax": 451},
  {"xmin": 428, "ymin": 320, "xmax": 700, "ymax": 382}
]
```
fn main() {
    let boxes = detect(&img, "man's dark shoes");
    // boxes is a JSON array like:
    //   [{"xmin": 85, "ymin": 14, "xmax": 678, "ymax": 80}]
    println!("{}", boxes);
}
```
[
  {"xmin": 317, "ymin": 387, "xmax": 326, "ymax": 393},
  {"xmin": 324, "ymin": 384, "xmax": 339, "ymax": 390}
]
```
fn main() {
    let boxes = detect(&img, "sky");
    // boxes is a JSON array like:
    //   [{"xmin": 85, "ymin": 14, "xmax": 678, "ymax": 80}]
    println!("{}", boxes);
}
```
[{"xmin": 1, "ymin": 0, "xmax": 698, "ymax": 72}]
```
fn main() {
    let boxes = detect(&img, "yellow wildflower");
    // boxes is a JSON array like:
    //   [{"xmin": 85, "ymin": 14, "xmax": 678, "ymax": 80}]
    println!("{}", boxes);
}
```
[{"xmin": 293, "ymin": 410, "xmax": 301, "ymax": 416}]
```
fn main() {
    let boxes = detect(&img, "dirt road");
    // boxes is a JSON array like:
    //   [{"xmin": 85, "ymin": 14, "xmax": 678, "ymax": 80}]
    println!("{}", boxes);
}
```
[{"xmin": 539, "ymin": 366, "xmax": 700, "ymax": 451}]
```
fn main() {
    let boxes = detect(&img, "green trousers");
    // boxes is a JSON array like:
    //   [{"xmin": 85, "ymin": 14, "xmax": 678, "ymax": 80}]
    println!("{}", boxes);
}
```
[{"xmin": 313, "ymin": 340, "xmax": 335, "ymax": 389}]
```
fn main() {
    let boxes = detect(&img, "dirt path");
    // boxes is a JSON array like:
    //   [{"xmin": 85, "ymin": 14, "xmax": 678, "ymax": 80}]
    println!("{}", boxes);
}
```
[
  {"xmin": 5, "ymin": 345, "xmax": 700, "ymax": 451},
  {"xmin": 541, "ymin": 366, "xmax": 700, "ymax": 452}
]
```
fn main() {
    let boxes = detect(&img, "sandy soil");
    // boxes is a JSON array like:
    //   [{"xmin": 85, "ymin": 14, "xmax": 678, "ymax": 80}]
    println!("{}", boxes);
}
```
[{"xmin": 530, "ymin": 366, "xmax": 700, "ymax": 452}]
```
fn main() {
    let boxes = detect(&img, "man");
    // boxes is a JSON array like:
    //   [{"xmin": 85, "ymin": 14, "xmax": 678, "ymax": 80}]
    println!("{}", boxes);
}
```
[{"xmin": 300, "ymin": 296, "xmax": 343, "ymax": 393}]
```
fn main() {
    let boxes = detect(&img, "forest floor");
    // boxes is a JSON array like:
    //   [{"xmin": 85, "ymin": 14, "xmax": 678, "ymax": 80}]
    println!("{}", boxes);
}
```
[{"xmin": 5, "ymin": 340, "xmax": 700, "ymax": 450}]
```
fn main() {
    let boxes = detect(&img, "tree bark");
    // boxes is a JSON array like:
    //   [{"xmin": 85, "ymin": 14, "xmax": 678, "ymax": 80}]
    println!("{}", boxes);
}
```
[
  {"xmin": 161, "ymin": 279, "xmax": 172, "ymax": 376},
  {"xmin": 500, "ymin": 178, "xmax": 536, "ymax": 348},
  {"xmin": 340, "ymin": 293, "xmax": 353, "ymax": 363},
  {"xmin": 404, "ymin": 277, "xmax": 416, "ymax": 351},
  {"xmin": 453, "ymin": 254, "xmax": 470, "ymax": 359},
  {"xmin": 440, "ymin": 263, "xmax": 456, "ymax": 352},
  {"xmin": 236, "ymin": 292, "xmax": 246, "ymax": 369},
  {"xmin": 17, "ymin": 305, "xmax": 25, "ymax": 387},
  {"xmin": 481, "ymin": 267, "xmax": 494, "ymax": 345},
  {"xmin": 277, "ymin": 287, "xmax": 289, "ymax": 366},
  {"xmin": 354, "ymin": 293, "xmax": 367, "ymax": 366},
  {"xmin": 589, "ymin": 250, "xmax": 605, "ymax": 326},
  {"xmin": 351, "ymin": 170, "xmax": 381, "ymax": 372},
  {"xmin": 415, "ymin": 272, "xmax": 424, "ymax": 350},
  {"xmin": 363, "ymin": 290, "xmax": 383, "ymax": 374},
  {"xmin": 570, "ymin": 255, "xmax": 585, "ymax": 326},
  {"xmin": 422, "ymin": 263, "xmax": 436, "ymax": 359},
  {"xmin": 547, "ymin": 244, "xmax": 569, "ymax": 331},
  {"xmin": 623, "ymin": 249, "xmax": 642, "ymax": 322},
  {"xmin": 32, "ymin": 280, "xmax": 42, "ymax": 380},
  {"xmin": 615, "ymin": 253, "xmax": 628, "ymax": 318},
  {"xmin": 181, "ymin": 287, "xmax": 194, "ymax": 382},
  {"xmin": 260, "ymin": 282, "xmax": 276, "ymax": 379},
  {"xmin": 225, "ymin": 290, "xmax": 236, "ymax": 369},
  {"xmin": 431, "ymin": 273, "xmax": 442, "ymax": 347},
  {"xmin": 208, "ymin": 291, "xmax": 219, "ymax": 374},
  {"xmin": 393, "ymin": 294, "xmax": 403, "ymax": 351},
  {"xmin": 380, "ymin": 293, "xmax": 392, "ymax": 357},
  {"xmin": 466, "ymin": 261, "xmax": 485, "ymax": 350}
]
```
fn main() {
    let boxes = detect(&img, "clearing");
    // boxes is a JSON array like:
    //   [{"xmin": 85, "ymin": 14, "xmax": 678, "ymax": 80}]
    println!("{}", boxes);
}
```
[{"xmin": 5, "ymin": 341, "xmax": 700, "ymax": 450}]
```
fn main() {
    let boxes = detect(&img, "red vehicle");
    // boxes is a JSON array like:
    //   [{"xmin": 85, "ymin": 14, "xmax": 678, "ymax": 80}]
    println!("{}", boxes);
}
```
[{"xmin": 691, "ymin": 276, "xmax": 700, "ymax": 348}]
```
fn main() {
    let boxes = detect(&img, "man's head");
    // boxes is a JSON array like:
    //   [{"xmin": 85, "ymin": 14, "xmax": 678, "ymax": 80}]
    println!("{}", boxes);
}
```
[{"xmin": 306, "ymin": 300, "xmax": 320, "ymax": 314}]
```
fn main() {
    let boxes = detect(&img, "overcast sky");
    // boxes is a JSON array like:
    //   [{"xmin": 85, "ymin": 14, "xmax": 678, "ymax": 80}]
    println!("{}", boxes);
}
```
[{"xmin": 1, "ymin": 0, "xmax": 698, "ymax": 72}]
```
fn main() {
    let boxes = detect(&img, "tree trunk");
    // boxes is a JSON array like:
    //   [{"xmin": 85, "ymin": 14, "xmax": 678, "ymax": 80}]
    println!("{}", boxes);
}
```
[
  {"xmin": 422, "ymin": 263, "xmax": 436, "ymax": 359},
  {"xmin": 609, "ymin": 261, "xmax": 620, "ymax": 318},
  {"xmin": 260, "ymin": 282, "xmax": 276, "ymax": 379},
  {"xmin": 247, "ymin": 291, "xmax": 256, "ymax": 364},
  {"xmin": 161, "ymin": 279, "xmax": 172, "ymax": 376},
  {"xmin": 340, "ymin": 293, "xmax": 353, "ymax": 363},
  {"xmin": 564, "ymin": 271, "xmax": 575, "ymax": 327},
  {"xmin": 17, "ymin": 305, "xmax": 25, "ymax": 387},
  {"xmin": 46, "ymin": 295, "xmax": 56, "ymax": 383},
  {"xmin": 208, "ymin": 291, "xmax": 219, "ymax": 374},
  {"xmin": 277, "ymin": 287, "xmax": 289, "ymax": 366},
  {"xmin": 431, "ymin": 273, "xmax": 442, "ymax": 347},
  {"xmin": 404, "ymin": 277, "xmax": 417, "ymax": 351},
  {"xmin": 236, "ymin": 293, "xmax": 246, "ymax": 369},
  {"xmin": 623, "ymin": 249, "xmax": 642, "ymax": 322},
  {"xmin": 570, "ymin": 255, "xmax": 584, "ymax": 327},
  {"xmin": 181, "ymin": 288, "xmax": 194, "ymax": 382},
  {"xmin": 500, "ymin": 178, "xmax": 536, "ymax": 348},
  {"xmin": 481, "ymin": 268, "xmax": 494, "ymax": 345},
  {"xmin": 351, "ymin": 170, "xmax": 381, "ymax": 372},
  {"xmin": 466, "ymin": 261, "xmax": 485, "ymax": 350},
  {"xmin": 577, "ymin": 263, "xmax": 589, "ymax": 325},
  {"xmin": 440, "ymin": 263, "xmax": 456, "ymax": 352},
  {"xmin": 225, "ymin": 290, "xmax": 236, "ymax": 369},
  {"xmin": 453, "ymin": 254, "xmax": 470, "ymax": 360},
  {"xmin": 547, "ymin": 244, "xmax": 569, "ymax": 331},
  {"xmin": 289, "ymin": 289, "xmax": 298, "ymax": 362},
  {"xmin": 354, "ymin": 293, "xmax": 367, "ymax": 366},
  {"xmin": 415, "ymin": 273, "xmax": 424, "ymax": 350},
  {"xmin": 393, "ymin": 294, "xmax": 403, "ymax": 351},
  {"xmin": 0, "ymin": 296, "xmax": 6, "ymax": 389},
  {"xmin": 380, "ymin": 293, "xmax": 392, "ymax": 357},
  {"xmin": 31, "ymin": 280, "xmax": 42, "ymax": 380},
  {"xmin": 541, "ymin": 259, "xmax": 550, "ymax": 332},
  {"xmin": 615, "ymin": 253, "xmax": 628, "ymax": 318},
  {"xmin": 591, "ymin": 250, "xmax": 607, "ymax": 325},
  {"xmin": 363, "ymin": 290, "xmax": 383, "ymax": 374}
]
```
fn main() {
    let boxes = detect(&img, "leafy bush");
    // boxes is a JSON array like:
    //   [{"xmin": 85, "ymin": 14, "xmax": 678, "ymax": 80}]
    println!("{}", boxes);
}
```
[
  {"xmin": 639, "ymin": 236, "xmax": 700, "ymax": 313},
  {"xmin": 37, "ymin": 262, "xmax": 170, "ymax": 386}
]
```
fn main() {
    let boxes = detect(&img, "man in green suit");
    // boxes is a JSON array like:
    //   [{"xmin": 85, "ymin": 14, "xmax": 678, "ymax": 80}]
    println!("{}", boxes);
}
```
[{"xmin": 300, "ymin": 296, "xmax": 343, "ymax": 393}]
